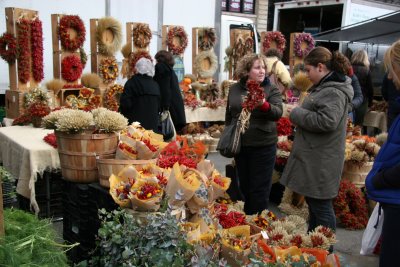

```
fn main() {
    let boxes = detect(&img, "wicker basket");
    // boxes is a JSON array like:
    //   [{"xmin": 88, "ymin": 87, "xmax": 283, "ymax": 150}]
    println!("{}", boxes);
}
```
[
  {"xmin": 97, "ymin": 154, "xmax": 157, "ymax": 188},
  {"xmin": 55, "ymin": 131, "xmax": 118, "ymax": 183},
  {"xmin": 342, "ymin": 161, "xmax": 373, "ymax": 188}
]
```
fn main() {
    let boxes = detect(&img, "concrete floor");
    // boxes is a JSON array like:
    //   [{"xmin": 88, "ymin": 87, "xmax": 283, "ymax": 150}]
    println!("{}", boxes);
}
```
[{"xmin": 207, "ymin": 152, "xmax": 380, "ymax": 267}]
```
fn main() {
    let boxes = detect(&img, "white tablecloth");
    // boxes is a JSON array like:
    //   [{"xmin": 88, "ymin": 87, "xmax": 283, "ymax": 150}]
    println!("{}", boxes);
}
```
[
  {"xmin": 185, "ymin": 106, "xmax": 226, "ymax": 123},
  {"xmin": 363, "ymin": 111, "xmax": 387, "ymax": 133},
  {"xmin": 0, "ymin": 126, "xmax": 60, "ymax": 213}
]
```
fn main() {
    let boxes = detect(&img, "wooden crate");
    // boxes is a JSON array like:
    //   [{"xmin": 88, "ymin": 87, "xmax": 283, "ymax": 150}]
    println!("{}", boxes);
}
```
[
  {"xmin": 59, "ymin": 88, "xmax": 81, "ymax": 106},
  {"xmin": 5, "ymin": 90, "xmax": 24, "ymax": 119},
  {"xmin": 5, "ymin": 7, "xmax": 39, "ymax": 91}
]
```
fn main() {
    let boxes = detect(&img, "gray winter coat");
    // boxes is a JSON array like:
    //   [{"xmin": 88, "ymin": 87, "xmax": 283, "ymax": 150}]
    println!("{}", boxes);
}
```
[{"xmin": 280, "ymin": 72, "xmax": 354, "ymax": 199}]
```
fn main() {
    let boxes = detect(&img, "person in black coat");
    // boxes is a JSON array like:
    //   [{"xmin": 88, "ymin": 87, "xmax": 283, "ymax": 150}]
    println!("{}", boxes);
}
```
[
  {"xmin": 381, "ymin": 73, "xmax": 400, "ymax": 129},
  {"xmin": 119, "ymin": 57, "xmax": 160, "ymax": 132},
  {"xmin": 154, "ymin": 50, "xmax": 186, "ymax": 131}
]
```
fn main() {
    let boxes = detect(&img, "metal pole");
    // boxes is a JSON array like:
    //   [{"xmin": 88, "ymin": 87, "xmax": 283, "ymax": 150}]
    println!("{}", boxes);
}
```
[
  {"xmin": 214, "ymin": 0, "xmax": 222, "ymax": 81},
  {"xmin": 105, "ymin": 0, "xmax": 111, "ymax": 16},
  {"xmin": 157, "ymin": 0, "xmax": 164, "ymax": 51}
]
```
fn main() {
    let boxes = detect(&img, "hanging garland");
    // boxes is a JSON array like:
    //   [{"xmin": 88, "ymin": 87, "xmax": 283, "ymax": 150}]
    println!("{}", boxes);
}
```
[
  {"xmin": 294, "ymin": 33, "xmax": 315, "ymax": 58},
  {"xmin": 129, "ymin": 50, "xmax": 152, "ymax": 77},
  {"xmin": 61, "ymin": 55, "xmax": 83, "ymax": 82},
  {"xmin": 96, "ymin": 17, "xmax": 123, "ymax": 56},
  {"xmin": 244, "ymin": 37, "xmax": 254, "ymax": 54},
  {"xmin": 0, "ymin": 33, "xmax": 18, "ymax": 63},
  {"xmin": 17, "ymin": 18, "xmax": 31, "ymax": 83},
  {"xmin": 167, "ymin": 26, "xmax": 188, "ymax": 55},
  {"xmin": 59, "ymin": 15, "xmax": 86, "ymax": 51},
  {"xmin": 198, "ymin": 28, "xmax": 216, "ymax": 51},
  {"xmin": 104, "ymin": 84, "xmax": 124, "ymax": 111},
  {"xmin": 132, "ymin": 23, "xmax": 152, "ymax": 48},
  {"xmin": 333, "ymin": 180, "xmax": 369, "ymax": 230},
  {"xmin": 194, "ymin": 50, "xmax": 218, "ymax": 78},
  {"xmin": 31, "ymin": 18, "xmax": 44, "ymax": 82},
  {"xmin": 79, "ymin": 47, "xmax": 88, "ymax": 68},
  {"xmin": 262, "ymin": 31, "xmax": 286, "ymax": 54},
  {"xmin": 99, "ymin": 57, "xmax": 119, "ymax": 84}
]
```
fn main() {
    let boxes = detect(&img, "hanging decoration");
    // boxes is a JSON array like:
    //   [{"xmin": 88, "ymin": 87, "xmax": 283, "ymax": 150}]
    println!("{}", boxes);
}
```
[
  {"xmin": 167, "ymin": 26, "xmax": 188, "ymax": 55},
  {"xmin": 293, "ymin": 33, "xmax": 315, "ymax": 58},
  {"xmin": 132, "ymin": 23, "xmax": 152, "ymax": 48},
  {"xmin": 31, "ymin": 17, "xmax": 44, "ymax": 82},
  {"xmin": 198, "ymin": 28, "xmax": 216, "ymax": 51},
  {"xmin": 129, "ymin": 50, "xmax": 152, "ymax": 77},
  {"xmin": 61, "ymin": 55, "xmax": 83, "ymax": 82},
  {"xmin": 104, "ymin": 84, "xmax": 124, "ymax": 111},
  {"xmin": 262, "ymin": 31, "xmax": 286, "ymax": 54},
  {"xmin": 96, "ymin": 17, "xmax": 123, "ymax": 56},
  {"xmin": 0, "ymin": 33, "xmax": 18, "ymax": 63},
  {"xmin": 99, "ymin": 57, "xmax": 119, "ymax": 84},
  {"xmin": 194, "ymin": 50, "xmax": 218, "ymax": 78},
  {"xmin": 244, "ymin": 37, "xmax": 254, "ymax": 54},
  {"xmin": 17, "ymin": 18, "xmax": 31, "ymax": 83},
  {"xmin": 79, "ymin": 47, "xmax": 88, "ymax": 68},
  {"xmin": 59, "ymin": 15, "xmax": 86, "ymax": 51}
]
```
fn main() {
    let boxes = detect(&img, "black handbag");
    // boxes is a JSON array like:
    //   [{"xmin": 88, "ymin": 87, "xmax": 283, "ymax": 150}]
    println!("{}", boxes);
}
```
[
  {"xmin": 158, "ymin": 111, "xmax": 176, "ymax": 141},
  {"xmin": 217, "ymin": 118, "xmax": 242, "ymax": 158}
]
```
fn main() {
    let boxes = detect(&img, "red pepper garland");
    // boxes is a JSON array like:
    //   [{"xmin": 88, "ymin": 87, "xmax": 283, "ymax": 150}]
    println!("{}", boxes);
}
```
[
  {"xmin": 276, "ymin": 117, "xmax": 293, "ymax": 136},
  {"xmin": 59, "ymin": 15, "xmax": 86, "ymax": 51},
  {"xmin": 61, "ymin": 55, "xmax": 83, "ymax": 82},
  {"xmin": 242, "ymin": 80, "xmax": 265, "ymax": 111},
  {"xmin": 0, "ymin": 33, "xmax": 19, "ymax": 63},
  {"xmin": 17, "ymin": 18, "xmax": 31, "ymax": 83},
  {"xmin": 31, "ymin": 18, "xmax": 44, "ymax": 82}
]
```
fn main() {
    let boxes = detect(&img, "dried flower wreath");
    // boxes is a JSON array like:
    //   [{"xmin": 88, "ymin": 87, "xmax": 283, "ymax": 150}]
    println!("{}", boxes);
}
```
[
  {"xmin": 96, "ymin": 17, "xmax": 123, "ymax": 56},
  {"xmin": 104, "ymin": 84, "xmax": 124, "ymax": 111},
  {"xmin": 61, "ymin": 55, "xmax": 83, "ymax": 82},
  {"xmin": 0, "ymin": 33, "xmax": 18, "ymax": 63},
  {"xmin": 99, "ymin": 57, "xmax": 119, "ymax": 84},
  {"xmin": 167, "ymin": 26, "xmax": 188, "ymax": 55},
  {"xmin": 132, "ymin": 23, "xmax": 152, "ymax": 48},
  {"xmin": 294, "ymin": 33, "xmax": 315, "ymax": 58},
  {"xmin": 59, "ymin": 15, "xmax": 86, "ymax": 51},
  {"xmin": 262, "ymin": 31, "xmax": 286, "ymax": 54}
]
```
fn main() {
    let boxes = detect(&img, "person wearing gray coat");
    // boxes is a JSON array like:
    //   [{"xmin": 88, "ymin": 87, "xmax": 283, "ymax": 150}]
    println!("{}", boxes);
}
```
[{"xmin": 280, "ymin": 47, "xmax": 354, "ymax": 240}]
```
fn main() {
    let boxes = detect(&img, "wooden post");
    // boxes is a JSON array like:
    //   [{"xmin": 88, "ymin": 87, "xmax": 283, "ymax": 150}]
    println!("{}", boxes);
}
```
[{"xmin": 192, "ymin": 27, "xmax": 198, "ymax": 75}]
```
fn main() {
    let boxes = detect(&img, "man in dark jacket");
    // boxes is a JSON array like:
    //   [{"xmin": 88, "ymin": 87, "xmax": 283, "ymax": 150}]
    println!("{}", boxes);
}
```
[{"xmin": 381, "ymin": 73, "xmax": 400, "ymax": 129}]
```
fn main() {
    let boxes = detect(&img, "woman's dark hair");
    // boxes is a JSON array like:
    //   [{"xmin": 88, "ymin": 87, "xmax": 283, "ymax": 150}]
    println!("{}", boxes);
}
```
[
  {"xmin": 304, "ymin": 46, "xmax": 348, "ymax": 75},
  {"xmin": 265, "ymin": 48, "xmax": 283, "ymax": 60},
  {"xmin": 155, "ymin": 50, "xmax": 175, "ymax": 67}
]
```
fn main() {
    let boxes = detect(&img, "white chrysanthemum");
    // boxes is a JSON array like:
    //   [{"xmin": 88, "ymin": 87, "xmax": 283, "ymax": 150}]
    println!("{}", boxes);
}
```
[
  {"xmin": 351, "ymin": 150, "xmax": 368, "ymax": 162},
  {"xmin": 91, "ymin": 107, "xmax": 109, "ymax": 118},
  {"xmin": 42, "ymin": 108, "xmax": 75, "ymax": 129},
  {"xmin": 352, "ymin": 139, "xmax": 366, "ymax": 150},
  {"xmin": 365, "ymin": 142, "xmax": 381, "ymax": 157},
  {"xmin": 55, "ymin": 110, "xmax": 94, "ymax": 133},
  {"xmin": 93, "ymin": 109, "xmax": 128, "ymax": 133}
]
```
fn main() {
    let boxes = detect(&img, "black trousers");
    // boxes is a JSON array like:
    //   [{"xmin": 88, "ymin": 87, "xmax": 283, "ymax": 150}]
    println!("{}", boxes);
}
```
[
  {"xmin": 380, "ymin": 204, "xmax": 400, "ymax": 267},
  {"xmin": 234, "ymin": 144, "xmax": 276, "ymax": 215}
]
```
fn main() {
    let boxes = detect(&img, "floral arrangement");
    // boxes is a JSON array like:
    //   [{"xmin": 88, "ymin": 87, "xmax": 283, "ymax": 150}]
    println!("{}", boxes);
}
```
[
  {"xmin": 276, "ymin": 117, "xmax": 292, "ymax": 136},
  {"xmin": 345, "ymin": 136, "xmax": 380, "ymax": 165},
  {"xmin": 92, "ymin": 107, "xmax": 128, "ymax": 133},
  {"xmin": 54, "ymin": 109, "xmax": 93, "ymax": 133},
  {"xmin": 103, "ymin": 84, "xmax": 124, "ymax": 111},
  {"xmin": 198, "ymin": 28, "xmax": 216, "ymax": 51},
  {"xmin": 61, "ymin": 55, "xmax": 83, "ymax": 82},
  {"xmin": 167, "ymin": 26, "xmax": 188, "ymax": 55},
  {"xmin": 132, "ymin": 23, "xmax": 152, "ymax": 48},
  {"xmin": 43, "ymin": 133, "xmax": 57, "ymax": 148},
  {"xmin": 262, "ymin": 31, "xmax": 286, "ymax": 54},
  {"xmin": 128, "ymin": 50, "xmax": 152, "ymax": 77},
  {"xmin": 27, "ymin": 102, "xmax": 50, "ymax": 118},
  {"xmin": 131, "ymin": 182, "xmax": 162, "ymax": 200},
  {"xmin": 333, "ymin": 180, "xmax": 368, "ymax": 229},
  {"xmin": 215, "ymin": 203, "xmax": 247, "ymax": 229},
  {"xmin": 129, "ymin": 179, "xmax": 164, "ymax": 211},
  {"xmin": 12, "ymin": 114, "xmax": 32, "ymax": 126},
  {"xmin": 293, "ymin": 33, "xmax": 315, "ymax": 58},
  {"xmin": 17, "ymin": 18, "xmax": 31, "ymax": 83},
  {"xmin": 24, "ymin": 87, "xmax": 50, "ymax": 108},
  {"xmin": 114, "ymin": 177, "xmax": 135, "ymax": 201},
  {"xmin": 99, "ymin": 57, "xmax": 119, "ymax": 84},
  {"xmin": 0, "ymin": 33, "xmax": 18, "ymax": 63},
  {"xmin": 30, "ymin": 17, "xmax": 44, "ymax": 82},
  {"xmin": 59, "ymin": 15, "xmax": 86, "ymax": 51},
  {"xmin": 275, "ymin": 138, "xmax": 293, "ymax": 170}
]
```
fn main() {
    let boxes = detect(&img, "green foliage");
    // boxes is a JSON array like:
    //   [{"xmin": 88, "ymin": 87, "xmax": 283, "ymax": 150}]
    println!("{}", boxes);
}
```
[{"xmin": 0, "ymin": 208, "xmax": 72, "ymax": 266}]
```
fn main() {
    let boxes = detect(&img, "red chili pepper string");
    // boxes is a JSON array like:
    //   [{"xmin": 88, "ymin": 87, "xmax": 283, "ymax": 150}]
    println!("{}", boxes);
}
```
[{"xmin": 242, "ymin": 80, "xmax": 265, "ymax": 111}]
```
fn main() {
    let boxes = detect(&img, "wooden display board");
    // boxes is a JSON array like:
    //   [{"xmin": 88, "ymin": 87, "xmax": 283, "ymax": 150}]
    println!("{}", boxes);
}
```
[
  {"xmin": 51, "ymin": 14, "xmax": 81, "ymax": 85},
  {"xmin": 229, "ymin": 28, "xmax": 252, "ymax": 79},
  {"xmin": 191, "ymin": 27, "xmax": 215, "ymax": 82},
  {"xmin": 90, "ymin": 18, "xmax": 118, "ymax": 94},
  {"xmin": 126, "ymin": 22, "xmax": 151, "ymax": 53},
  {"xmin": 289, "ymin": 32, "xmax": 306, "ymax": 76},
  {"xmin": 5, "ymin": 7, "xmax": 39, "ymax": 91}
]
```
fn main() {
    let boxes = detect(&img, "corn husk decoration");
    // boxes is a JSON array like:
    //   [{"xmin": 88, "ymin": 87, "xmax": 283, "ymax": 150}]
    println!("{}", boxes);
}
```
[
  {"xmin": 293, "ymin": 71, "xmax": 313, "ymax": 105},
  {"xmin": 109, "ymin": 165, "xmax": 140, "ymax": 208},
  {"xmin": 129, "ymin": 179, "xmax": 163, "ymax": 211}
]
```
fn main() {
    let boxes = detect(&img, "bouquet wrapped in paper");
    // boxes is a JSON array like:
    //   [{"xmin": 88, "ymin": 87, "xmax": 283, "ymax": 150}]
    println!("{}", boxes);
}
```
[
  {"xmin": 116, "ymin": 135, "xmax": 138, "ymax": 160},
  {"xmin": 187, "ymin": 182, "xmax": 213, "ymax": 213},
  {"xmin": 136, "ymin": 163, "xmax": 171, "ymax": 182},
  {"xmin": 109, "ymin": 165, "xmax": 139, "ymax": 208},
  {"xmin": 209, "ymin": 169, "xmax": 231, "ymax": 200},
  {"xmin": 220, "ymin": 225, "xmax": 252, "ymax": 266},
  {"xmin": 129, "ymin": 179, "xmax": 163, "ymax": 211},
  {"xmin": 166, "ymin": 162, "xmax": 202, "ymax": 207},
  {"xmin": 180, "ymin": 222, "xmax": 201, "ymax": 244}
]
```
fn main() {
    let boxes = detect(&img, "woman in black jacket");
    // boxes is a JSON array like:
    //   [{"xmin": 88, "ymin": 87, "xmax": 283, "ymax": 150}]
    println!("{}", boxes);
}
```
[
  {"xmin": 119, "ymin": 58, "xmax": 160, "ymax": 132},
  {"xmin": 225, "ymin": 53, "xmax": 283, "ymax": 214},
  {"xmin": 154, "ymin": 50, "xmax": 186, "ymax": 131}
]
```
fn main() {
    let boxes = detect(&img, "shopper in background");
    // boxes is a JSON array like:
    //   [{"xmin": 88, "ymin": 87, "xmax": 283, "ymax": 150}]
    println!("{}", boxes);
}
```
[
  {"xmin": 281, "ymin": 47, "xmax": 353, "ymax": 241},
  {"xmin": 342, "ymin": 57, "xmax": 364, "ymax": 121},
  {"xmin": 119, "ymin": 58, "xmax": 160, "ymax": 132},
  {"xmin": 225, "ymin": 53, "xmax": 283, "ymax": 215},
  {"xmin": 351, "ymin": 49, "xmax": 374, "ymax": 127},
  {"xmin": 381, "ymin": 73, "xmax": 400, "ymax": 129},
  {"xmin": 366, "ymin": 40, "xmax": 400, "ymax": 267},
  {"xmin": 154, "ymin": 50, "xmax": 186, "ymax": 131}
]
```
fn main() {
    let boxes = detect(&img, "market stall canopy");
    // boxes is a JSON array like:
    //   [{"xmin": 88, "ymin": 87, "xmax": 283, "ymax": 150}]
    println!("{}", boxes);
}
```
[{"xmin": 313, "ymin": 10, "xmax": 400, "ymax": 45}]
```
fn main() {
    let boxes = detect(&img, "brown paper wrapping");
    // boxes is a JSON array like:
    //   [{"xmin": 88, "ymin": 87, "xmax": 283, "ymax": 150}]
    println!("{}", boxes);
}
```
[
  {"xmin": 129, "ymin": 179, "xmax": 163, "ymax": 211},
  {"xmin": 180, "ymin": 222, "xmax": 201, "ymax": 244},
  {"xmin": 136, "ymin": 140, "xmax": 159, "ymax": 160},
  {"xmin": 210, "ymin": 170, "xmax": 231, "ymax": 200},
  {"xmin": 220, "ymin": 225, "xmax": 251, "ymax": 267},
  {"xmin": 166, "ymin": 162, "xmax": 201, "ymax": 207},
  {"xmin": 109, "ymin": 174, "xmax": 133, "ymax": 208}
]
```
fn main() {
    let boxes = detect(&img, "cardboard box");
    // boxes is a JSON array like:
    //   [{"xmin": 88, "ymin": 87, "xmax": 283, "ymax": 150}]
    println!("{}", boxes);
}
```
[{"xmin": 5, "ymin": 90, "xmax": 24, "ymax": 119}]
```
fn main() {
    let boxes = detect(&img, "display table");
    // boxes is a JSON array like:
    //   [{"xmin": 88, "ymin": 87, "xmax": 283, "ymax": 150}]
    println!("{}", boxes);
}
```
[
  {"xmin": 0, "ymin": 126, "xmax": 60, "ymax": 213},
  {"xmin": 363, "ymin": 111, "xmax": 387, "ymax": 133},
  {"xmin": 185, "ymin": 106, "xmax": 226, "ymax": 123}
]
